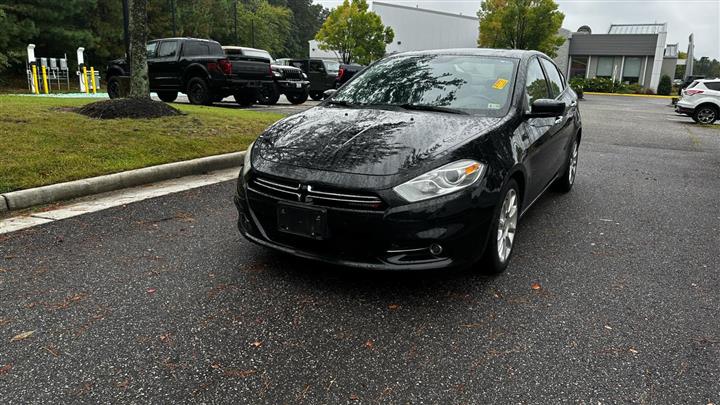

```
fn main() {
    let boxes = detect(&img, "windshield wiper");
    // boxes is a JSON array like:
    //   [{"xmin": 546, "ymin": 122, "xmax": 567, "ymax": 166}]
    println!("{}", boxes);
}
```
[
  {"xmin": 398, "ymin": 103, "xmax": 468, "ymax": 115},
  {"xmin": 325, "ymin": 100, "xmax": 357, "ymax": 108}
]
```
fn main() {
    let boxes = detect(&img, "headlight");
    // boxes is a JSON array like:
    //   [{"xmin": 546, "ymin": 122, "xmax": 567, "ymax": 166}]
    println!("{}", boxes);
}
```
[
  {"xmin": 272, "ymin": 70, "xmax": 283, "ymax": 78},
  {"xmin": 242, "ymin": 141, "xmax": 255, "ymax": 176},
  {"xmin": 302, "ymin": 72, "xmax": 308, "ymax": 80},
  {"xmin": 393, "ymin": 160, "xmax": 486, "ymax": 202}
]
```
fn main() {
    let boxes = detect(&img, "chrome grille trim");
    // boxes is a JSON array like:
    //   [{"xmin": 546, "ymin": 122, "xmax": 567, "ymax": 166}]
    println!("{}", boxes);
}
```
[
  {"xmin": 307, "ymin": 188, "xmax": 381, "ymax": 202},
  {"xmin": 308, "ymin": 195, "xmax": 382, "ymax": 205},
  {"xmin": 255, "ymin": 177, "xmax": 300, "ymax": 191}
]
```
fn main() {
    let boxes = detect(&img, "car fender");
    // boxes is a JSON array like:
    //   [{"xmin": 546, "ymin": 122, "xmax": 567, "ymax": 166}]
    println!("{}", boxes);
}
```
[{"xmin": 182, "ymin": 63, "xmax": 211, "ymax": 87}]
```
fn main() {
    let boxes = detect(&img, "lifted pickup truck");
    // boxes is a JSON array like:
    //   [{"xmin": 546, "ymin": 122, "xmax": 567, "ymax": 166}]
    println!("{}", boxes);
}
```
[
  {"xmin": 276, "ymin": 58, "xmax": 340, "ymax": 100},
  {"xmin": 105, "ymin": 37, "xmax": 273, "ymax": 106},
  {"xmin": 223, "ymin": 46, "xmax": 309, "ymax": 105}
]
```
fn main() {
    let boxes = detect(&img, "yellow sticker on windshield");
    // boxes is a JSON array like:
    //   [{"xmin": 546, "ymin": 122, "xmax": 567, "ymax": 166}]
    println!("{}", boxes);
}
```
[{"xmin": 492, "ymin": 79, "xmax": 509, "ymax": 90}]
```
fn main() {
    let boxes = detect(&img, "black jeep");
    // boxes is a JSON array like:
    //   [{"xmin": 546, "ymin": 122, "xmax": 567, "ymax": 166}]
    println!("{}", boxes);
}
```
[{"xmin": 223, "ymin": 46, "xmax": 309, "ymax": 105}]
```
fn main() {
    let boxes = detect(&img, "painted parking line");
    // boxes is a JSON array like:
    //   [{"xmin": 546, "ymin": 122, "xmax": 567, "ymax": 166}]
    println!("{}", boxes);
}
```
[{"xmin": 0, "ymin": 167, "xmax": 239, "ymax": 235}]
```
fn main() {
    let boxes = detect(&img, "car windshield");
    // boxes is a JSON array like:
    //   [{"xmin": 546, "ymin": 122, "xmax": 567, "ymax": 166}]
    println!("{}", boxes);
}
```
[
  {"xmin": 324, "ymin": 61, "xmax": 340, "ymax": 73},
  {"xmin": 330, "ymin": 54, "xmax": 518, "ymax": 116}
]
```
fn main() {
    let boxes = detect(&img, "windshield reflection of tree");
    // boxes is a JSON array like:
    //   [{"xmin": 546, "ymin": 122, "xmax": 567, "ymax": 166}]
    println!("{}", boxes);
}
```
[
  {"xmin": 337, "ymin": 55, "xmax": 466, "ymax": 106},
  {"xmin": 260, "ymin": 110, "xmax": 413, "ymax": 173}
]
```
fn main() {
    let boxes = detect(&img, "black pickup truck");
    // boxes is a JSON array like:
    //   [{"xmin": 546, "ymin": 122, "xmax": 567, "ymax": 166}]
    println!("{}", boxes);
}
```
[
  {"xmin": 223, "ymin": 46, "xmax": 309, "ymax": 105},
  {"xmin": 105, "ymin": 37, "xmax": 273, "ymax": 106},
  {"xmin": 335, "ymin": 63, "xmax": 364, "ymax": 88}
]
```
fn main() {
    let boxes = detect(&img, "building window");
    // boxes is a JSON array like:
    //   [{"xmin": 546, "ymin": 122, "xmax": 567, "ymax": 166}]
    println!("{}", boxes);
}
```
[
  {"xmin": 596, "ymin": 56, "xmax": 614, "ymax": 79},
  {"xmin": 622, "ymin": 57, "xmax": 642, "ymax": 84},
  {"xmin": 570, "ymin": 56, "xmax": 588, "ymax": 78}
]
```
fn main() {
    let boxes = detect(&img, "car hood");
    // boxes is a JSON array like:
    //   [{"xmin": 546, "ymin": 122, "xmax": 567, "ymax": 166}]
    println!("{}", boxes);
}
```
[{"xmin": 256, "ymin": 106, "xmax": 503, "ymax": 176}]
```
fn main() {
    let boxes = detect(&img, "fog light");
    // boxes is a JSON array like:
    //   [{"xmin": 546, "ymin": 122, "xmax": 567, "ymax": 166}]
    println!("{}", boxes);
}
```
[{"xmin": 429, "ymin": 243, "xmax": 443, "ymax": 256}]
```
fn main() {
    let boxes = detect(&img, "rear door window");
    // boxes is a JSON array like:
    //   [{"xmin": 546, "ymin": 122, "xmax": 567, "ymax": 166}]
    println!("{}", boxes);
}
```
[
  {"xmin": 157, "ymin": 41, "xmax": 178, "ymax": 58},
  {"xmin": 182, "ymin": 41, "xmax": 223, "ymax": 57},
  {"xmin": 309, "ymin": 60, "xmax": 325, "ymax": 73},
  {"xmin": 704, "ymin": 81, "xmax": 720, "ymax": 91}
]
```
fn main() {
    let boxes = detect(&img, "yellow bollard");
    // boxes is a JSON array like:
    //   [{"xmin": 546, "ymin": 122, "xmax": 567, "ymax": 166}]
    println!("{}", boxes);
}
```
[
  {"xmin": 42, "ymin": 65, "xmax": 49, "ymax": 94},
  {"xmin": 82, "ymin": 66, "xmax": 89, "ymax": 94},
  {"xmin": 90, "ymin": 67, "xmax": 97, "ymax": 94},
  {"xmin": 31, "ymin": 65, "xmax": 40, "ymax": 94}
]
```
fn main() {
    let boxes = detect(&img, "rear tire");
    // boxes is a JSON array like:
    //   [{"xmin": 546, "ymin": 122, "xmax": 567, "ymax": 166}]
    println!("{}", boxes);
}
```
[
  {"xmin": 186, "ymin": 77, "xmax": 212, "ymax": 105},
  {"xmin": 480, "ymin": 179, "xmax": 520, "ymax": 275},
  {"xmin": 309, "ymin": 91, "xmax": 323, "ymax": 101},
  {"xmin": 693, "ymin": 105, "xmax": 718, "ymax": 124},
  {"xmin": 553, "ymin": 136, "xmax": 579, "ymax": 193},
  {"xmin": 107, "ymin": 77, "xmax": 121, "ymax": 99},
  {"xmin": 157, "ymin": 91, "xmax": 178, "ymax": 103},
  {"xmin": 287, "ymin": 92, "xmax": 309, "ymax": 105}
]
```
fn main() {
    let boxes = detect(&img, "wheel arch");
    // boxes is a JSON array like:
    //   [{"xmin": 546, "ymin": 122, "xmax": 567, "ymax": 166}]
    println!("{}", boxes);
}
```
[
  {"xmin": 182, "ymin": 65, "xmax": 210, "ymax": 90},
  {"xmin": 505, "ymin": 165, "xmax": 527, "ymax": 211}
]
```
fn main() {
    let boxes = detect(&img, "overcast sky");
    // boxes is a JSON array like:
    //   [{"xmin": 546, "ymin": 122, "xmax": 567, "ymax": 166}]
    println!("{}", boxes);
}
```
[{"xmin": 313, "ymin": 0, "xmax": 720, "ymax": 59}]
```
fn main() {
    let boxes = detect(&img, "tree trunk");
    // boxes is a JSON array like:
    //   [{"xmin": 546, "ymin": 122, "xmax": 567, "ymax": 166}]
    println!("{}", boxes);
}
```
[{"xmin": 129, "ymin": 0, "xmax": 150, "ymax": 99}]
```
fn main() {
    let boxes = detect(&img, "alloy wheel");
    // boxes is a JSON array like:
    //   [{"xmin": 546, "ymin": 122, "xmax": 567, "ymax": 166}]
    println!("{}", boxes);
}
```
[
  {"xmin": 697, "ymin": 108, "xmax": 716, "ymax": 124},
  {"xmin": 568, "ymin": 141, "xmax": 579, "ymax": 185},
  {"xmin": 496, "ymin": 188, "xmax": 518, "ymax": 263}
]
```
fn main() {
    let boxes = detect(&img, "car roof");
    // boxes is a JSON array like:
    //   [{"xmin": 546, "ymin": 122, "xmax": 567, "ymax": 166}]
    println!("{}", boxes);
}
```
[
  {"xmin": 150, "ymin": 37, "xmax": 219, "ymax": 43},
  {"xmin": 390, "ymin": 48, "xmax": 546, "ymax": 60},
  {"xmin": 222, "ymin": 46, "xmax": 268, "ymax": 52}
]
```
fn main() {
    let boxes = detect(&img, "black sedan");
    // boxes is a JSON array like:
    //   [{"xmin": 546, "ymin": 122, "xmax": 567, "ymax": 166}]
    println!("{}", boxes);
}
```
[{"xmin": 234, "ymin": 49, "xmax": 582, "ymax": 272}]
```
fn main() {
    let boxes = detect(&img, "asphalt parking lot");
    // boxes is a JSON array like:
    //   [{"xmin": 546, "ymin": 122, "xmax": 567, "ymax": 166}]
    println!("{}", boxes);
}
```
[{"xmin": 1, "ymin": 95, "xmax": 719, "ymax": 403}]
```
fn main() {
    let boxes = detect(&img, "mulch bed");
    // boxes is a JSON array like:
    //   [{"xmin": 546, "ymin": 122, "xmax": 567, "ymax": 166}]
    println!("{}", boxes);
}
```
[{"xmin": 77, "ymin": 98, "xmax": 182, "ymax": 119}]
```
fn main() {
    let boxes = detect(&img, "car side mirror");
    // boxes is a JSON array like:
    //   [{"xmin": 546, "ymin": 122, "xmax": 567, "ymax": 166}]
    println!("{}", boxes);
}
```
[
  {"xmin": 526, "ymin": 99, "xmax": 566, "ymax": 118},
  {"xmin": 323, "ymin": 89, "xmax": 337, "ymax": 99}
]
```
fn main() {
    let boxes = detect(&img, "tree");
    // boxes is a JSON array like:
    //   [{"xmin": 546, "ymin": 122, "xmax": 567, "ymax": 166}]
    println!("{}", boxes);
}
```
[
  {"xmin": 315, "ymin": 0, "xmax": 394, "ymax": 64},
  {"xmin": 477, "ymin": 0, "xmax": 565, "ymax": 58},
  {"xmin": 269, "ymin": 0, "xmax": 328, "ymax": 58},
  {"xmin": 129, "ymin": 0, "xmax": 149, "ymax": 98}
]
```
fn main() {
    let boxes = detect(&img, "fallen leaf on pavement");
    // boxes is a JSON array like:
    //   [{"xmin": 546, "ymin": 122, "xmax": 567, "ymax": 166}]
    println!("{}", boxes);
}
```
[
  {"xmin": 45, "ymin": 345, "xmax": 60, "ymax": 357},
  {"xmin": 0, "ymin": 364, "xmax": 11, "ymax": 375},
  {"xmin": 0, "ymin": 318, "xmax": 11, "ymax": 326},
  {"xmin": 628, "ymin": 348, "xmax": 639, "ymax": 354},
  {"xmin": 146, "ymin": 288, "xmax": 157, "ymax": 294},
  {"xmin": 250, "ymin": 340, "xmax": 263, "ymax": 348},
  {"xmin": 604, "ymin": 325, "xmax": 613, "ymax": 330},
  {"xmin": 159, "ymin": 333, "xmax": 172, "ymax": 344},
  {"xmin": 211, "ymin": 362, "xmax": 222, "ymax": 369},
  {"xmin": 388, "ymin": 304, "xmax": 400, "ymax": 310},
  {"xmin": 365, "ymin": 339, "xmax": 375, "ymax": 349},
  {"xmin": 11, "ymin": 330, "xmax": 35, "ymax": 342},
  {"xmin": 531, "ymin": 282, "xmax": 542, "ymax": 290},
  {"xmin": 350, "ymin": 394, "xmax": 359, "ymax": 400}
]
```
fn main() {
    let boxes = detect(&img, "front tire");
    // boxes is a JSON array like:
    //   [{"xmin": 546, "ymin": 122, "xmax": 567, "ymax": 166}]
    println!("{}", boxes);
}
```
[
  {"xmin": 186, "ymin": 77, "xmax": 212, "ymax": 105},
  {"xmin": 693, "ymin": 105, "xmax": 718, "ymax": 124},
  {"xmin": 309, "ymin": 91, "xmax": 323, "ymax": 101},
  {"xmin": 481, "ymin": 179, "xmax": 520, "ymax": 275},
  {"xmin": 554, "ymin": 137, "xmax": 579, "ymax": 193},
  {"xmin": 287, "ymin": 92, "xmax": 309, "ymax": 105},
  {"xmin": 258, "ymin": 85, "xmax": 280, "ymax": 105},
  {"xmin": 234, "ymin": 91, "xmax": 256, "ymax": 107},
  {"xmin": 157, "ymin": 91, "xmax": 178, "ymax": 103}
]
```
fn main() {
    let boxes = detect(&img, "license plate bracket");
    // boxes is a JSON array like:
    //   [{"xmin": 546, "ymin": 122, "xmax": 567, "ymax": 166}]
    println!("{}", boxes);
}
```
[{"xmin": 277, "ymin": 203, "xmax": 327, "ymax": 240}]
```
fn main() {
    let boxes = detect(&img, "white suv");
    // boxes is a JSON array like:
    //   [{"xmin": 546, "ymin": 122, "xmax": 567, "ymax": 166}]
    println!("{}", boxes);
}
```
[{"xmin": 676, "ymin": 79, "xmax": 720, "ymax": 124}]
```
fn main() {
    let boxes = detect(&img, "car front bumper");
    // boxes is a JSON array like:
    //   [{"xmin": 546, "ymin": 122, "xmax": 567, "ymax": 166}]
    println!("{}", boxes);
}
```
[
  {"xmin": 233, "ymin": 174, "xmax": 496, "ymax": 271},
  {"xmin": 277, "ymin": 80, "xmax": 309, "ymax": 95}
]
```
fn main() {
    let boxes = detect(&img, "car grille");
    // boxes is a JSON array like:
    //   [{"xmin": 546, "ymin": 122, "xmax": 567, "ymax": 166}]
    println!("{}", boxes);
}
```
[
  {"xmin": 248, "ymin": 176, "xmax": 385, "ymax": 211},
  {"xmin": 282, "ymin": 69, "xmax": 303, "ymax": 81}
]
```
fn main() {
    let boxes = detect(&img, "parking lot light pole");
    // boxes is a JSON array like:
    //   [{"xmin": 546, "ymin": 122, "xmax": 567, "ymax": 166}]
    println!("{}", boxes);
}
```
[{"xmin": 122, "ymin": 0, "xmax": 130, "ymax": 60}]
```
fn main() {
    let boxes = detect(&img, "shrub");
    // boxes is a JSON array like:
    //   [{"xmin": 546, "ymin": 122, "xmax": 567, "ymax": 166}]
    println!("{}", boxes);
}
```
[
  {"xmin": 569, "ymin": 77, "xmax": 585, "ymax": 99},
  {"xmin": 657, "ymin": 75, "xmax": 672, "ymax": 95},
  {"xmin": 626, "ymin": 84, "xmax": 644, "ymax": 94}
]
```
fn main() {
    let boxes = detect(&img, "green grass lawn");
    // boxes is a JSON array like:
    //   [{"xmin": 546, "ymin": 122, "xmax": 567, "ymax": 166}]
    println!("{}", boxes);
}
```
[{"xmin": 0, "ymin": 95, "xmax": 283, "ymax": 193}]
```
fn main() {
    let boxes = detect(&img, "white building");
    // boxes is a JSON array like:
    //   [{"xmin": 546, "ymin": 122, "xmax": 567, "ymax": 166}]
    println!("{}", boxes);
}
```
[{"xmin": 309, "ymin": 1, "xmax": 479, "ymax": 61}]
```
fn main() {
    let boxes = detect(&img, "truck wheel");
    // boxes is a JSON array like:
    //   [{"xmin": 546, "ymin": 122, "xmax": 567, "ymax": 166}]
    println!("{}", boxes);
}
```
[
  {"xmin": 258, "ymin": 85, "xmax": 280, "ymax": 105},
  {"xmin": 309, "ymin": 91, "xmax": 323, "ymax": 101},
  {"xmin": 107, "ymin": 77, "xmax": 121, "ymax": 99},
  {"xmin": 287, "ymin": 92, "xmax": 309, "ymax": 105},
  {"xmin": 157, "ymin": 91, "xmax": 178, "ymax": 103},
  {"xmin": 187, "ymin": 77, "xmax": 212, "ymax": 105},
  {"xmin": 234, "ymin": 92, "xmax": 256, "ymax": 107}
]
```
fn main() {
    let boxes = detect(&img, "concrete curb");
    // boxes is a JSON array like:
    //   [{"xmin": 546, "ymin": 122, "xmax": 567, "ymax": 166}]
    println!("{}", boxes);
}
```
[
  {"xmin": 0, "ymin": 151, "xmax": 244, "ymax": 212},
  {"xmin": 584, "ymin": 92, "xmax": 676, "ymax": 100}
]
